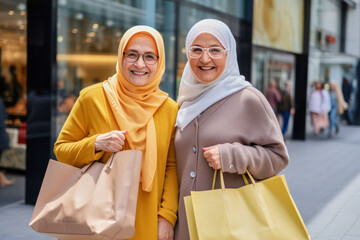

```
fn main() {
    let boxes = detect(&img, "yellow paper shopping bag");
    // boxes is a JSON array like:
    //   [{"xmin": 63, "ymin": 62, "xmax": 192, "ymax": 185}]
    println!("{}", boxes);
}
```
[{"xmin": 184, "ymin": 170, "xmax": 311, "ymax": 240}]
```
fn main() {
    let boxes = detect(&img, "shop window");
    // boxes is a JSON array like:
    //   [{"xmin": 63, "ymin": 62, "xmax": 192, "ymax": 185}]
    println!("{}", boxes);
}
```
[
  {"xmin": 252, "ymin": 47, "xmax": 295, "ymax": 95},
  {"xmin": 0, "ymin": 0, "xmax": 27, "ymax": 171},
  {"xmin": 186, "ymin": 0, "xmax": 246, "ymax": 19},
  {"xmin": 55, "ymin": 0, "xmax": 175, "ymax": 137},
  {"xmin": 312, "ymin": 0, "xmax": 341, "ymax": 52}
]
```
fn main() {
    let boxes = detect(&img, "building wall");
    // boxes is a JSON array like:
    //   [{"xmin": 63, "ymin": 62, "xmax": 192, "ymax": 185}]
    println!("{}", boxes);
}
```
[{"xmin": 345, "ymin": 1, "xmax": 360, "ymax": 57}]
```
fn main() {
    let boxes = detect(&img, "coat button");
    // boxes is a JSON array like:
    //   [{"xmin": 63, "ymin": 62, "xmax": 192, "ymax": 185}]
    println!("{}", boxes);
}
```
[
  {"xmin": 190, "ymin": 171, "xmax": 196, "ymax": 178},
  {"xmin": 229, "ymin": 164, "xmax": 234, "ymax": 169},
  {"xmin": 192, "ymin": 146, "xmax": 196, "ymax": 153}
]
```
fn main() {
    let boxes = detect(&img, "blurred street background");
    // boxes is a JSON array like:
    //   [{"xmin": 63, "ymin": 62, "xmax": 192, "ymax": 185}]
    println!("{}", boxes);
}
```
[{"xmin": 1, "ymin": 0, "xmax": 360, "ymax": 239}]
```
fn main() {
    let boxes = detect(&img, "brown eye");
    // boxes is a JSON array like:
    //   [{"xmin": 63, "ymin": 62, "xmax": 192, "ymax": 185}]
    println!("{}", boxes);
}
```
[
  {"xmin": 191, "ymin": 47, "xmax": 203, "ymax": 53},
  {"xmin": 145, "ymin": 54, "xmax": 156, "ymax": 60},
  {"xmin": 126, "ymin": 53, "xmax": 138, "ymax": 59},
  {"xmin": 209, "ymin": 48, "xmax": 221, "ymax": 54}
]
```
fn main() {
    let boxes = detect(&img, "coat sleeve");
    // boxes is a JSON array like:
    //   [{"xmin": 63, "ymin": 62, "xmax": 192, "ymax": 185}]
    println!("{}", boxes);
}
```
[
  {"xmin": 53, "ymin": 94, "xmax": 104, "ymax": 167},
  {"xmin": 218, "ymin": 89, "xmax": 289, "ymax": 180},
  {"xmin": 158, "ymin": 124, "xmax": 179, "ymax": 227}
]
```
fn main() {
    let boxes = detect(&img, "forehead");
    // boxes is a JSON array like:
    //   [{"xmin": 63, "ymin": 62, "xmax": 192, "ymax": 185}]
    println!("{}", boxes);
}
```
[
  {"xmin": 191, "ymin": 33, "xmax": 224, "ymax": 48},
  {"xmin": 124, "ymin": 33, "xmax": 158, "ymax": 53}
]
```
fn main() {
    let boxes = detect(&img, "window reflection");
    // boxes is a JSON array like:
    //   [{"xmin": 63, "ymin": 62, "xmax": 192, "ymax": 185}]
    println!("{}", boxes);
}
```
[
  {"xmin": 0, "ymin": 0, "xmax": 27, "ymax": 170},
  {"xmin": 186, "ymin": 0, "xmax": 246, "ymax": 18},
  {"xmin": 252, "ymin": 48, "xmax": 295, "ymax": 94},
  {"xmin": 55, "ymin": 0, "xmax": 175, "ymax": 136}
]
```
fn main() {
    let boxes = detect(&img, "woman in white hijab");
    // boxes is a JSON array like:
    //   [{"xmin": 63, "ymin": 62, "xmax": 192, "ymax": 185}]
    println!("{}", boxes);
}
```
[{"xmin": 174, "ymin": 19, "xmax": 289, "ymax": 240}]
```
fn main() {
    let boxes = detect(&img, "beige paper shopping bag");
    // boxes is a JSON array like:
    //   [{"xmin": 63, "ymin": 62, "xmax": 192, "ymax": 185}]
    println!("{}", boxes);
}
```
[{"xmin": 30, "ymin": 150, "xmax": 142, "ymax": 240}]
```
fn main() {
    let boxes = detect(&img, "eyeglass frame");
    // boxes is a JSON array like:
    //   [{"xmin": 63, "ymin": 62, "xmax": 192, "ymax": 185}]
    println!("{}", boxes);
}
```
[
  {"xmin": 187, "ymin": 46, "xmax": 228, "ymax": 59},
  {"xmin": 122, "ymin": 50, "xmax": 159, "ymax": 65}
]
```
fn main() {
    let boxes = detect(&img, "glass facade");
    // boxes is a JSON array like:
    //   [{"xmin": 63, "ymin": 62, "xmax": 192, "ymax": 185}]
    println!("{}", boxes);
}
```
[
  {"xmin": 251, "ymin": 47, "xmax": 295, "ymax": 93},
  {"xmin": 54, "ymin": 0, "xmax": 251, "ymax": 140},
  {"xmin": 56, "ymin": 0, "xmax": 176, "ymax": 136},
  {"xmin": 310, "ymin": 0, "xmax": 341, "ymax": 52},
  {"xmin": 0, "ymin": 0, "xmax": 27, "ymax": 170},
  {"xmin": 186, "ymin": 0, "xmax": 246, "ymax": 18}
]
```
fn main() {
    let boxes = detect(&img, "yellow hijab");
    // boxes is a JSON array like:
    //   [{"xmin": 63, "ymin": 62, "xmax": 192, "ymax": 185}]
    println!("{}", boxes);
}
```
[{"xmin": 103, "ymin": 26, "xmax": 168, "ymax": 192}]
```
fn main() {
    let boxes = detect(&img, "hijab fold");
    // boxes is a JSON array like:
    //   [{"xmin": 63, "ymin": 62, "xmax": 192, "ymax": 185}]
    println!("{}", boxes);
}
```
[
  {"xmin": 103, "ymin": 26, "xmax": 168, "ymax": 192},
  {"xmin": 176, "ymin": 19, "xmax": 251, "ymax": 130}
]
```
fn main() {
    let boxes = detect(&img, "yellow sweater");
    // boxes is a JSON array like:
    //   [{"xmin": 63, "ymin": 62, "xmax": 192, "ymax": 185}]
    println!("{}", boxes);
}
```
[{"xmin": 54, "ymin": 83, "xmax": 179, "ymax": 240}]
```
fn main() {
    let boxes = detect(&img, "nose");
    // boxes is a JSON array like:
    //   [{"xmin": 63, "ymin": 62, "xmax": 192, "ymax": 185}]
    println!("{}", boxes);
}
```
[
  {"xmin": 134, "ymin": 56, "xmax": 146, "ymax": 68},
  {"xmin": 200, "ymin": 50, "xmax": 211, "ymax": 64}
]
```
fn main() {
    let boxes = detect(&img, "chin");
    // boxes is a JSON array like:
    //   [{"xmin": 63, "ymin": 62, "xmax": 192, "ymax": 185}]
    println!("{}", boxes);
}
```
[{"xmin": 198, "ymin": 77, "xmax": 217, "ymax": 83}]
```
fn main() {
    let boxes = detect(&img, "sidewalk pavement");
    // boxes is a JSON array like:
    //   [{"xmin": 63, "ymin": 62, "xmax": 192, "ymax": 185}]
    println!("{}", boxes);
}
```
[{"xmin": 1, "ymin": 124, "xmax": 360, "ymax": 239}]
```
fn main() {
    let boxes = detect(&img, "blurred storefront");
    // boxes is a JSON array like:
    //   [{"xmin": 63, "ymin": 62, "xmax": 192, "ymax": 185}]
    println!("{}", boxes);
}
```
[
  {"xmin": 308, "ymin": 0, "xmax": 360, "ymax": 124},
  {"xmin": 252, "ymin": 0, "xmax": 310, "ymax": 139},
  {"xmin": 0, "ymin": 0, "xmax": 27, "ymax": 172},
  {"xmin": 252, "ymin": 0, "xmax": 304, "ymax": 92}
]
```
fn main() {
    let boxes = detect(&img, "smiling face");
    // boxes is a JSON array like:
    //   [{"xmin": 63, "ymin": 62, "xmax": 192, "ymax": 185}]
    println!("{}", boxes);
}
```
[
  {"xmin": 122, "ymin": 33, "xmax": 158, "ymax": 86},
  {"xmin": 188, "ymin": 33, "xmax": 227, "ymax": 83}
]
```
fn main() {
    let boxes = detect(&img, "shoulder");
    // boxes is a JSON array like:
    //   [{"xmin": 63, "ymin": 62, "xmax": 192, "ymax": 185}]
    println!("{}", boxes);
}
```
[
  {"xmin": 232, "ymin": 86, "xmax": 268, "ymax": 105},
  {"xmin": 230, "ymin": 87, "xmax": 274, "ymax": 117},
  {"xmin": 158, "ymin": 97, "xmax": 178, "ymax": 119},
  {"xmin": 79, "ymin": 83, "xmax": 104, "ymax": 99},
  {"xmin": 157, "ymin": 97, "xmax": 179, "ymax": 122},
  {"xmin": 162, "ymin": 97, "xmax": 178, "ymax": 111}
]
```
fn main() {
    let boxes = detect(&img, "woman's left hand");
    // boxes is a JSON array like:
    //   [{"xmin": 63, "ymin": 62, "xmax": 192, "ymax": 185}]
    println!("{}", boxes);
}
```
[
  {"xmin": 203, "ymin": 145, "xmax": 221, "ymax": 169},
  {"xmin": 158, "ymin": 216, "xmax": 174, "ymax": 240}
]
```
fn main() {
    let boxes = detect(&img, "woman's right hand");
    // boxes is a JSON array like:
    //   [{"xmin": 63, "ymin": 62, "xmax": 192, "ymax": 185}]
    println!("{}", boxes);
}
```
[{"xmin": 95, "ymin": 130, "xmax": 128, "ymax": 152}]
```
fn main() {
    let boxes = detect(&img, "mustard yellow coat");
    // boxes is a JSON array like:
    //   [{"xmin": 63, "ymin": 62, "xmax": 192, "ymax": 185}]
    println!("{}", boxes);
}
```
[{"xmin": 54, "ymin": 83, "xmax": 179, "ymax": 240}]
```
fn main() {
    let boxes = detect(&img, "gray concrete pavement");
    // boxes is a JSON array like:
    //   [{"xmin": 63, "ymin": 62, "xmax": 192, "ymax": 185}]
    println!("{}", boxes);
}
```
[
  {"xmin": 283, "ymin": 124, "xmax": 360, "ymax": 240},
  {"xmin": 1, "ymin": 124, "xmax": 360, "ymax": 239}
]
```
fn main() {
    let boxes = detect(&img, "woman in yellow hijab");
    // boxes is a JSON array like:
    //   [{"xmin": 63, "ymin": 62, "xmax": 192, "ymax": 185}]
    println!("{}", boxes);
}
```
[{"xmin": 54, "ymin": 26, "xmax": 178, "ymax": 240}]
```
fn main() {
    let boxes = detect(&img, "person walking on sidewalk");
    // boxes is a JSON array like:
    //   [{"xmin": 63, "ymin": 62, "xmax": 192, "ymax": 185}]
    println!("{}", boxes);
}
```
[
  {"xmin": 54, "ymin": 26, "xmax": 178, "ymax": 240},
  {"xmin": 341, "ymin": 77, "xmax": 352, "ymax": 124},
  {"xmin": 277, "ymin": 81, "xmax": 295, "ymax": 137},
  {"xmin": 328, "ymin": 82, "xmax": 348, "ymax": 137},
  {"xmin": 265, "ymin": 79, "xmax": 282, "ymax": 114},
  {"xmin": 309, "ymin": 81, "xmax": 331, "ymax": 135},
  {"xmin": 173, "ymin": 19, "xmax": 289, "ymax": 240}
]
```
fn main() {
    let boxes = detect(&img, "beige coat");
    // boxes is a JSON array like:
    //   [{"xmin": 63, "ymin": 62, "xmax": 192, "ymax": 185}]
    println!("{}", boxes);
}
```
[{"xmin": 174, "ymin": 87, "xmax": 289, "ymax": 240}]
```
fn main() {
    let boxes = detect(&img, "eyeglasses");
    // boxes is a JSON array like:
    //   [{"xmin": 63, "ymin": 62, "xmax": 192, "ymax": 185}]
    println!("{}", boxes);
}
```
[
  {"xmin": 188, "ymin": 46, "xmax": 228, "ymax": 59},
  {"xmin": 123, "ymin": 51, "xmax": 159, "ymax": 65}
]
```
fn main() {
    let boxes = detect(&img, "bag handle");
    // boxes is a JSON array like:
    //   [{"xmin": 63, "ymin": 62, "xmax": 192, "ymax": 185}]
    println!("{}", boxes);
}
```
[
  {"xmin": 212, "ymin": 169, "xmax": 256, "ymax": 190},
  {"xmin": 212, "ymin": 169, "xmax": 225, "ymax": 190},
  {"xmin": 81, "ymin": 153, "xmax": 115, "ymax": 174}
]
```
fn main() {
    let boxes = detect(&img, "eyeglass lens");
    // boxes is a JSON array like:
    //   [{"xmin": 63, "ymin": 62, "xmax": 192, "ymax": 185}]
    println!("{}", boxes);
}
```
[
  {"xmin": 188, "ymin": 47, "xmax": 225, "ymax": 59},
  {"xmin": 123, "ymin": 51, "xmax": 158, "ymax": 65}
]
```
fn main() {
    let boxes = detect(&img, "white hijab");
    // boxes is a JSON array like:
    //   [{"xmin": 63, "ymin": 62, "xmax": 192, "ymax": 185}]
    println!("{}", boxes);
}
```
[{"xmin": 175, "ymin": 19, "xmax": 251, "ymax": 130}]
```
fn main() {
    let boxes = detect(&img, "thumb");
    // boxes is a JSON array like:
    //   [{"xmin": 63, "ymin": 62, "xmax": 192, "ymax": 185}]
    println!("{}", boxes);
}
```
[{"xmin": 121, "ymin": 130, "xmax": 128, "ymax": 135}]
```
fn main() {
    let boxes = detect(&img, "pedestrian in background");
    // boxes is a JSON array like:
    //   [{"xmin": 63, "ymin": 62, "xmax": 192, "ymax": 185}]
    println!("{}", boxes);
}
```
[
  {"xmin": 277, "ymin": 81, "xmax": 295, "ymax": 137},
  {"xmin": 328, "ymin": 82, "xmax": 348, "ymax": 138},
  {"xmin": 265, "ymin": 79, "xmax": 281, "ymax": 113},
  {"xmin": 341, "ymin": 77, "xmax": 352, "ymax": 124},
  {"xmin": 3, "ymin": 65, "xmax": 22, "ymax": 108},
  {"xmin": 309, "ymin": 81, "xmax": 331, "ymax": 135},
  {"xmin": 174, "ymin": 19, "xmax": 289, "ymax": 240},
  {"xmin": 54, "ymin": 26, "xmax": 178, "ymax": 240},
  {"xmin": 0, "ymin": 98, "xmax": 15, "ymax": 187}
]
